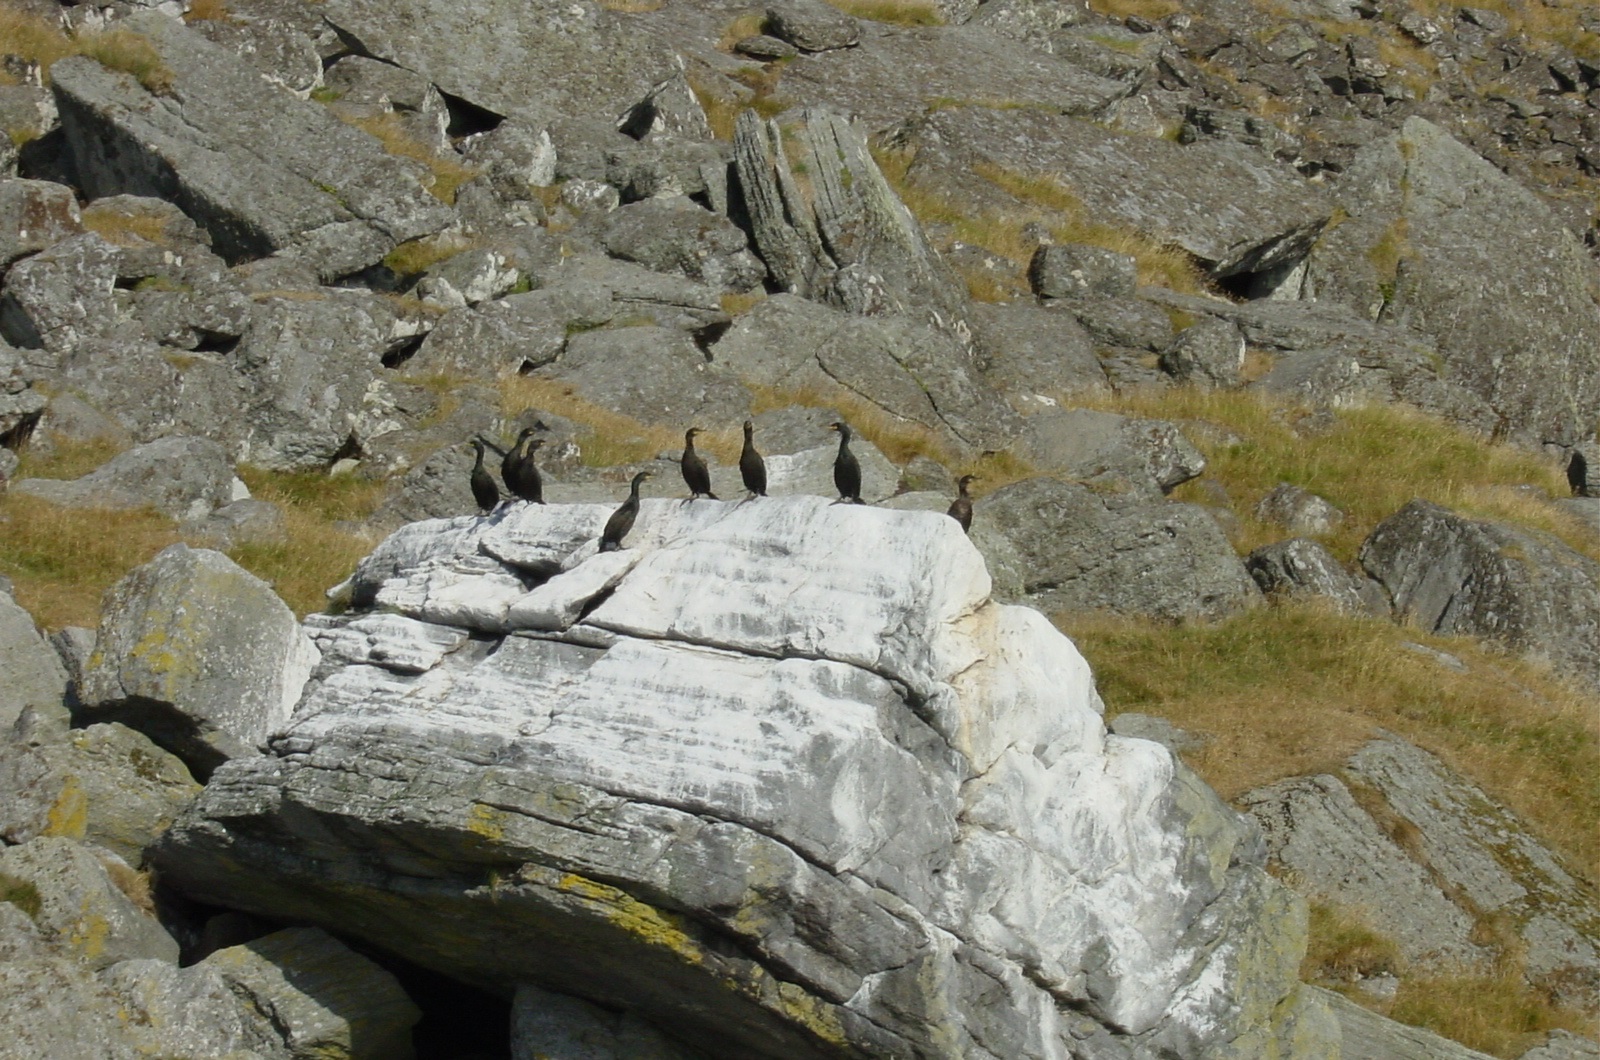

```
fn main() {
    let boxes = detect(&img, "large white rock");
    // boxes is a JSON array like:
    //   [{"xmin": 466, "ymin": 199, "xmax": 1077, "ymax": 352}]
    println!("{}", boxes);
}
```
[{"xmin": 158, "ymin": 497, "xmax": 1319, "ymax": 1057}]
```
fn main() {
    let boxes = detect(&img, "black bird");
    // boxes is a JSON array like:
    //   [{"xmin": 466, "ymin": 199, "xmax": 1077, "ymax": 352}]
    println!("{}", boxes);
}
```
[
  {"xmin": 502, "ymin": 427, "xmax": 546, "ymax": 504},
  {"xmin": 1569, "ymin": 449, "xmax": 1590, "ymax": 497},
  {"xmin": 600, "ymin": 470, "xmax": 653, "ymax": 552},
  {"xmin": 469, "ymin": 438, "xmax": 499, "ymax": 514},
  {"xmin": 680, "ymin": 427, "xmax": 717, "ymax": 500},
  {"xmin": 829, "ymin": 421, "xmax": 862, "ymax": 504},
  {"xmin": 947, "ymin": 474, "xmax": 976, "ymax": 533},
  {"xmin": 739, "ymin": 419, "xmax": 767, "ymax": 497}
]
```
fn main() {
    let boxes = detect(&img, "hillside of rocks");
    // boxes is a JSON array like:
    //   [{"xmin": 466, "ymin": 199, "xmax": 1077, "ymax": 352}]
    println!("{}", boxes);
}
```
[{"xmin": 2, "ymin": 0, "xmax": 1600, "ymax": 1055}]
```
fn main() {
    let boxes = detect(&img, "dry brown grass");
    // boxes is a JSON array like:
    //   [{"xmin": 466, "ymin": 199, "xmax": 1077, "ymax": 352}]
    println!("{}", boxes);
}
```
[
  {"xmin": 337, "ymin": 111, "xmax": 479, "ymax": 204},
  {"xmin": 1303, "ymin": 900, "xmax": 1403, "ymax": 982},
  {"xmin": 1387, "ymin": 969, "xmax": 1597, "ymax": 1056},
  {"xmin": 100, "ymin": 858, "xmax": 156, "ymax": 915},
  {"xmin": 181, "ymin": 0, "xmax": 234, "ymax": 22},
  {"xmin": 79, "ymin": 202, "xmax": 173, "ymax": 247},
  {"xmin": 1086, "ymin": 0, "xmax": 1180, "ymax": 21},
  {"xmin": 594, "ymin": 0, "xmax": 666, "ymax": 11},
  {"xmin": 715, "ymin": 12, "xmax": 768, "ymax": 52},
  {"xmin": 1060, "ymin": 603, "xmax": 1600, "ymax": 887},
  {"xmin": 1070, "ymin": 388, "xmax": 1578, "ymax": 562},
  {"xmin": 823, "ymin": 0, "xmax": 941, "ymax": 26},
  {"xmin": 0, "ymin": 7, "xmax": 175, "ymax": 94},
  {"xmin": 231, "ymin": 469, "xmax": 386, "ymax": 616},
  {"xmin": 382, "ymin": 231, "xmax": 481, "ymax": 278}
]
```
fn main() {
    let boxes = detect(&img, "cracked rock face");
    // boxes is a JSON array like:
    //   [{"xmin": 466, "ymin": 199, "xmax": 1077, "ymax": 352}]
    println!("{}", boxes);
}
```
[{"xmin": 156, "ymin": 498, "xmax": 1309, "ymax": 1057}]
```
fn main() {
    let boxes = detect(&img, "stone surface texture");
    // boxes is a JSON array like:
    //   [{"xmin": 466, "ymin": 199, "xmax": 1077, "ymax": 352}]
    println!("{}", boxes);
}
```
[
  {"xmin": 80, "ymin": 545, "xmax": 320, "ymax": 776},
  {"xmin": 156, "ymin": 498, "xmax": 1313, "ymax": 1058}
]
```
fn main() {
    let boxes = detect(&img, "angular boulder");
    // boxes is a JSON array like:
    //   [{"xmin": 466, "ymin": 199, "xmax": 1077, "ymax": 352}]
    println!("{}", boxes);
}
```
[
  {"xmin": 50, "ymin": 13, "xmax": 451, "ymax": 271},
  {"xmin": 0, "ymin": 720, "xmax": 200, "ymax": 865},
  {"xmin": 599, "ymin": 196, "xmax": 765, "ymax": 293},
  {"xmin": 13, "ymin": 436, "xmax": 236, "ymax": 521},
  {"xmin": 155, "ymin": 498, "xmax": 1315, "ymax": 1058},
  {"xmin": 0, "ymin": 837, "xmax": 178, "ymax": 970},
  {"xmin": 200, "ymin": 927, "xmax": 421, "ymax": 1060},
  {"xmin": 1303, "ymin": 117, "xmax": 1600, "ymax": 447},
  {"xmin": 0, "ymin": 590, "xmax": 69, "ymax": 732},
  {"xmin": 536, "ymin": 326, "xmax": 751, "ymax": 429},
  {"xmin": 712, "ymin": 294, "xmax": 1021, "ymax": 450},
  {"xmin": 1011, "ymin": 407, "xmax": 1206, "ymax": 495},
  {"xmin": 967, "ymin": 301, "xmax": 1107, "ymax": 405},
  {"xmin": 979, "ymin": 477, "xmax": 1259, "ymax": 620},
  {"xmin": 79, "ymin": 545, "xmax": 319, "ymax": 777},
  {"xmin": 1245, "ymin": 539, "xmax": 1376, "ymax": 614},
  {"xmin": 1359, "ymin": 500, "xmax": 1600, "ymax": 692},
  {"xmin": 0, "ymin": 178, "xmax": 82, "ymax": 270},
  {"xmin": 0, "ymin": 232, "xmax": 120, "ymax": 358}
]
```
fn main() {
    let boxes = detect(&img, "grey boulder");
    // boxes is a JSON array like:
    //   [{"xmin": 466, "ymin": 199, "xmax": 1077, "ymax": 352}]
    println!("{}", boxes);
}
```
[
  {"xmin": 79, "ymin": 544, "xmax": 319, "ymax": 777},
  {"xmin": 1246, "ymin": 539, "xmax": 1378, "ymax": 614},
  {"xmin": 1255, "ymin": 481, "xmax": 1345, "ymax": 536},
  {"xmin": 1028, "ymin": 243, "xmax": 1137, "ymax": 300},
  {"xmin": 0, "ymin": 837, "xmax": 178, "ymax": 969},
  {"xmin": 0, "ymin": 589, "xmax": 69, "ymax": 732},
  {"xmin": 764, "ymin": 0, "xmax": 860, "ymax": 53},
  {"xmin": 536, "ymin": 325, "xmax": 751, "ymax": 430},
  {"xmin": 979, "ymin": 476, "xmax": 1259, "ymax": 620},
  {"xmin": 0, "ymin": 717, "xmax": 199, "ymax": 865},
  {"xmin": 1304, "ymin": 117, "xmax": 1600, "ymax": 447},
  {"xmin": 0, "ymin": 178, "xmax": 82, "ymax": 269},
  {"xmin": 13, "ymin": 436, "xmax": 237, "ymax": 521},
  {"xmin": 1160, "ymin": 317, "xmax": 1246, "ymax": 387},
  {"xmin": 1360, "ymin": 499, "xmax": 1600, "ymax": 692},
  {"xmin": 967, "ymin": 301, "xmax": 1108, "ymax": 407},
  {"xmin": 50, "ymin": 13, "xmax": 451, "ymax": 272},
  {"xmin": 599, "ymin": 196, "xmax": 765, "ymax": 293},
  {"xmin": 1011, "ymin": 407, "xmax": 1206, "ymax": 495}
]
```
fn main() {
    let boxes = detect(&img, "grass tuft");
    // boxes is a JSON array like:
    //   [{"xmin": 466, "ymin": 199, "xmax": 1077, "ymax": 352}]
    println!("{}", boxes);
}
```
[
  {"xmin": 335, "ymin": 111, "xmax": 479, "ymax": 204},
  {"xmin": 1303, "ymin": 900, "xmax": 1403, "ymax": 982},
  {"xmin": 80, "ymin": 202, "xmax": 172, "ymax": 247},
  {"xmin": 823, "ymin": 0, "xmax": 942, "ymax": 26},
  {"xmin": 0, "ymin": 8, "xmax": 174, "ymax": 95},
  {"xmin": 231, "ymin": 468, "xmax": 386, "ymax": 617},
  {"xmin": 382, "ymin": 231, "xmax": 481, "ymax": 278}
]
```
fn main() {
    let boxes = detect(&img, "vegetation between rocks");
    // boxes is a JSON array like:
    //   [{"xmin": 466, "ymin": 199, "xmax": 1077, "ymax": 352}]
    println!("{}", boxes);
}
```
[{"xmin": 0, "ymin": 6, "xmax": 174, "ymax": 95}]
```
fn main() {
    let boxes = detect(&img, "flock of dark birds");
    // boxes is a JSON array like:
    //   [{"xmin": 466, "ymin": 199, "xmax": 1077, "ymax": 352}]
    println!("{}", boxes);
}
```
[{"xmin": 467, "ymin": 420, "xmax": 979, "ymax": 551}]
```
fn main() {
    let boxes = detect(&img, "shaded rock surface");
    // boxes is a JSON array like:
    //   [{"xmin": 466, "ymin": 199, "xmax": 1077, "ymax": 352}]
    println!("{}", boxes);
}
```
[
  {"xmin": 0, "ymin": 588, "xmax": 69, "ymax": 731},
  {"xmin": 13, "ymin": 435, "xmax": 236, "ymax": 520},
  {"xmin": 156, "ymin": 499, "xmax": 1308, "ymax": 1058},
  {"xmin": 1360, "ymin": 500, "xmax": 1600, "ymax": 693},
  {"xmin": 50, "ymin": 13, "xmax": 451, "ymax": 271}
]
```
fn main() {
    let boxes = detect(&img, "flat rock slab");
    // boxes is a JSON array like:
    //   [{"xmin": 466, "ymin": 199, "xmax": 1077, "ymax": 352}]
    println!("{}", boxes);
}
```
[
  {"xmin": 779, "ymin": 23, "xmax": 1126, "ymax": 132},
  {"xmin": 903, "ymin": 106, "xmax": 1333, "ymax": 279},
  {"xmin": 50, "ymin": 13, "xmax": 451, "ymax": 269},
  {"xmin": 156, "ymin": 498, "xmax": 1305, "ymax": 1058},
  {"xmin": 323, "ymin": 0, "xmax": 671, "ymax": 126}
]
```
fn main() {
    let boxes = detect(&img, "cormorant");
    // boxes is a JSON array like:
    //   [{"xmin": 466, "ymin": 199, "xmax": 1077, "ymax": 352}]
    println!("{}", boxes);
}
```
[
  {"xmin": 829, "ymin": 421, "xmax": 862, "ymax": 504},
  {"xmin": 1569, "ymin": 449, "xmax": 1590, "ymax": 497},
  {"xmin": 947, "ymin": 474, "xmax": 976, "ymax": 533},
  {"xmin": 469, "ymin": 438, "xmax": 499, "ymax": 514},
  {"xmin": 600, "ymin": 470, "xmax": 652, "ymax": 552},
  {"xmin": 502, "ymin": 427, "xmax": 546, "ymax": 504},
  {"xmin": 680, "ymin": 427, "xmax": 717, "ymax": 500},
  {"xmin": 739, "ymin": 419, "xmax": 767, "ymax": 497}
]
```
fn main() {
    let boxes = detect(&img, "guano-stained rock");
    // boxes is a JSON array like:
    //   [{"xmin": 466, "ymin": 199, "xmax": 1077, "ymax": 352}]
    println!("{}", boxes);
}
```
[{"xmin": 156, "ymin": 498, "xmax": 1305, "ymax": 1059}]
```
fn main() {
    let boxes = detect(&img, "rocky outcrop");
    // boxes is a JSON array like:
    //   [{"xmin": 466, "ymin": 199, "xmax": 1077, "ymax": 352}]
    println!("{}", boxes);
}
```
[
  {"xmin": 13, "ymin": 435, "xmax": 237, "ymax": 520},
  {"xmin": 80, "ymin": 544, "xmax": 320, "ymax": 777},
  {"xmin": 0, "ymin": 589, "xmax": 69, "ymax": 732},
  {"xmin": 1359, "ymin": 500, "xmax": 1600, "ymax": 693},
  {"xmin": 1011, "ymin": 407, "xmax": 1206, "ymax": 496},
  {"xmin": 51, "ymin": 12, "xmax": 452, "ymax": 272},
  {"xmin": 979, "ymin": 476, "xmax": 1260, "ymax": 620},
  {"xmin": 155, "ymin": 499, "xmax": 1316, "ymax": 1058},
  {"xmin": 1246, "ymin": 736, "xmax": 1600, "ymax": 1014},
  {"xmin": 1304, "ymin": 117, "xmax": 1600, "ymax": 447}
]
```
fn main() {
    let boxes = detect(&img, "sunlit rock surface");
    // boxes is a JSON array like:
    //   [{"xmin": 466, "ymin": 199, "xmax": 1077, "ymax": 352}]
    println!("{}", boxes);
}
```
[{"xmin": 156, "ymin": 497, "xmax": 1320, "ymax": 1057}]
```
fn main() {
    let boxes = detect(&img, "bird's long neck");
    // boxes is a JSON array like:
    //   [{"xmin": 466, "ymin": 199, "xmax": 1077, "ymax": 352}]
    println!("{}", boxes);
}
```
[
  {"xmin": 472, "ymin": 446, "xmax": 485, "ymax": 470},
  {"xmin": 631, "ymin": 476, "xmax": 645, "ymax": 499},
  {"xmin": 837, "ymin": 429, "xmax": 851, "ymax": 452}
]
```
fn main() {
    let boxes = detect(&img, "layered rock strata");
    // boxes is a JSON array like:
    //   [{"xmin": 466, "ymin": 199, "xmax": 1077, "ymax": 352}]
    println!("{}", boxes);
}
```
[{"xmin": 157, "ymin": 498, "xmax": 1320, "ymax": 1057}]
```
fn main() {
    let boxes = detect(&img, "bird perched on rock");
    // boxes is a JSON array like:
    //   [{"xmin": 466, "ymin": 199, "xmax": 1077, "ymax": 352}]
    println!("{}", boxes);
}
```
[
  {"xmin": 1569, "ymin": 449, "xmax": 1590, "ymax": 497},
  {"xmin": 739, "ymin": 419, "xmax": 767, "ymax": 498},
  {"xmin": 501, "ymin": 427, "xmax": 546, "ymax": 504},
  {"xmin": 600, "ymin": 470, "xmax": 652, "ymax": 552},
  {"xmin": 947, "ymin": 474, "xmax": 976, "ymax": 533},
  {"xmin": 680, "ymin": 427, "xmax": 717, "ymax": 500},
  {"xmin": 829, "ymin": 421, "xmax": 862, "ymax": 504},
  {"xmin": 469, "ymin": 438, "xmax": 500, "ymax": 514}
]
